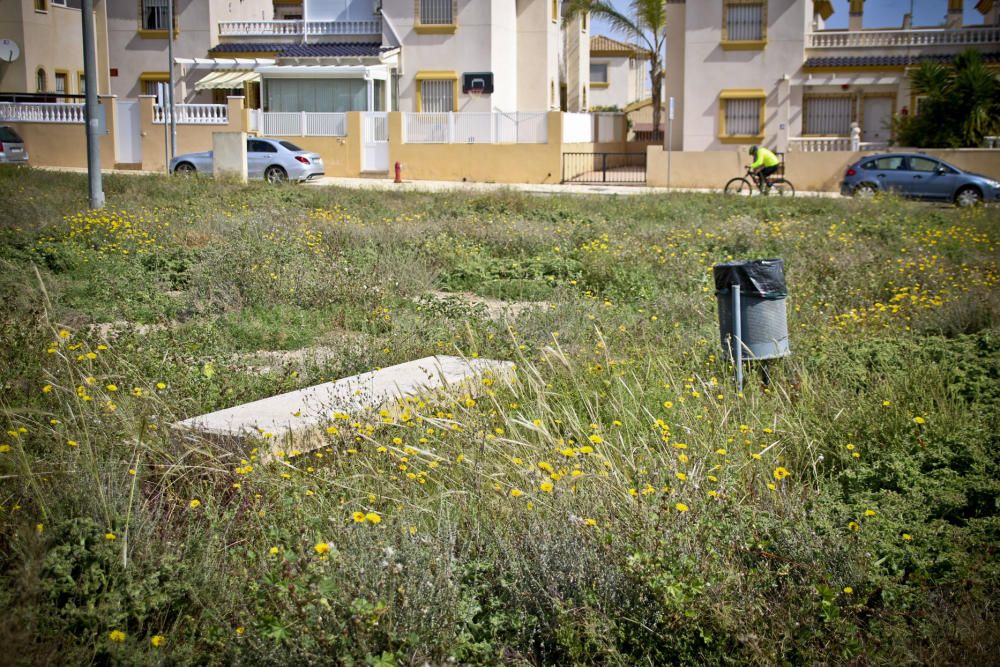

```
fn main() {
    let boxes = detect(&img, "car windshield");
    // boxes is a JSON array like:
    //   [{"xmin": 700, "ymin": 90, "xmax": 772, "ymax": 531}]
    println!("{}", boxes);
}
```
[
  {"xmin": 279, "ymin": 141, "xmax": 304, "ymax": 152},
  {"xmin": 0, "ymin": 127, "xmax": 23, "ymax": 142}
]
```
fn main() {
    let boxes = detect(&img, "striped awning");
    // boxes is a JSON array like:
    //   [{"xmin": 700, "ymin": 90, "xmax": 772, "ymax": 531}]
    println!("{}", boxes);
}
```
[{"xmin": 195, "ymin": 70, "xmax": 260, "ymax": 90}]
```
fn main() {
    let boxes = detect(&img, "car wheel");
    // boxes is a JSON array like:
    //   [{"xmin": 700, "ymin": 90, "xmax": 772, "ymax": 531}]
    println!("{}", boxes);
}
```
[
  {"xmin": 174, "ymin": 162, "xmax": 196, "ymax": 176},
  {"xmin": 853, "ymin": 183, "xmax": 877, "ymax": 198},
  {"xmin": 264, "ymin": 165, "xmax": 287, "ymax": 183},
  {"xmin": 954, "ymin": 186, "xmax": 982, "ymax": 208}
]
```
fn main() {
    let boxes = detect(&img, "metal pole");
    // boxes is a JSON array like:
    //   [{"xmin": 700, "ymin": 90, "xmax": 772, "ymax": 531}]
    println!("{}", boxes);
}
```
[
  {"xmin": 80, "ymin": 0, "xmax": 104, "ymax": 209},
  {"xmin": 667, "ymin": 96, "xmax": 674, "ymax": 190},
  {"xmin": 167, "ymin": 0, "xmax": 176, "ymax": 158},
  {"xmin": 732, "ymin": 283, "xmax": 743, "ymax": 392},
  {"xmin": 162, "ymin": 83, "xmax": 169, "ymax": 174}
]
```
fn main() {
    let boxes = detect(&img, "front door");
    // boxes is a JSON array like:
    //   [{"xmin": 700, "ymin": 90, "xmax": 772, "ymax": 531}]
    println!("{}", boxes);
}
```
[
  {"xmin": 115, "ymin": 99, "xmax": 142, "ymax": 164},
  {"xmin": 862, "ymin": 97, "xmax": 893, "ymax": 144},
  {"xmin": 362, "ymin": 112, "xmax": 389, "ymax": 172}
]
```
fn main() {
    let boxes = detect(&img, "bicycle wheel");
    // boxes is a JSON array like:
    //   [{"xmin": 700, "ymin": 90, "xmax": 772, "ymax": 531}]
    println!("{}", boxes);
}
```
[
  {"xmin": 724, "ymin": 177, "xmax": 754, "ymax": 196},
  {"xmin": 769, "ymin": 179, "xmax": 795, "ymax": 197}
]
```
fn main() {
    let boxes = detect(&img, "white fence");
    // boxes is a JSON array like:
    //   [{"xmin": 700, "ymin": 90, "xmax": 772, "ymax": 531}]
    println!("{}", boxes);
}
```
[
  {"xmin": 808, "ymin": 25, "xmax": 1000, "ymax": 48},
  {"xmin": 562, "ymin": 112, "xmax": 593, "ymax": 143},
  {"xmin": 788, "ymin": 137, "xmax": 890, "ymax": 152},
  {"xmin": 218, "ymin": 19, "xmax": 380, "ymax": 36},
  {"xmin": 256, "ymin": 111, "xmax": 347, "ymax": 137},
  {"xmin": 402, "ymin": 112, "xmax": 548, "ymax": 144},
  {"xmin": 154, "ymin": 104, "xmax": 228, "ymax": 124},
  {"xmin": 0, "ymin": 102, "xmax": 85, "ymax": 123}
]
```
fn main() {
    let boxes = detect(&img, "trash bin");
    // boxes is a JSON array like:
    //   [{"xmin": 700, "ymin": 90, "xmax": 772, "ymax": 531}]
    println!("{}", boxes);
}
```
[{"xmin": 714, "ymin": 259, "xmax": 790, "ymax": 362}]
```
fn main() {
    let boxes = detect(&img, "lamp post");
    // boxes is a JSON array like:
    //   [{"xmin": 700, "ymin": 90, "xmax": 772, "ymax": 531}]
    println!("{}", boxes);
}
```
[{"xmin": 81, "ymin": 0, "xmax": 104, "ymax": 208}]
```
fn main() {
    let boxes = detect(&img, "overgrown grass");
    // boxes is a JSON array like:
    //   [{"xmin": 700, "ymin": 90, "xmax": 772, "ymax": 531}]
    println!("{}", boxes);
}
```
[{"xmin": 1, "ymin": 166, "xmax": 998, "ymax": 664}]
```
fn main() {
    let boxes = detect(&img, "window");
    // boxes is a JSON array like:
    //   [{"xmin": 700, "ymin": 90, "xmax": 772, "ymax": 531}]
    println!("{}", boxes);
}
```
[
  {"xmin": 420, "ymin": 0, "xmax": 452, "ymax": 25},
  {"xmin": 141, "ymin": 0, "xmax": 171, "ymax": 31},
  {"xmin": 79, "ymin": 72, "xmax": 86, "ymax": 96},
  {"xmin": 909, "ymin": 157, "xmax": 953, "ymax": 173},
  {"xmin": 36, "ymin": 68, "xmax": 47, "ymax": 92},
  {"xmin": 723, "ymin": 0, "xmax": 766, "ymax": 47},
  {"xmin": 51, "ymin": 0, "xmax": 83, "ymax": 8},
  {"xmin": 864, "ymin": 156, "xmax": 904, "ymax": 171},
  {"xmin": 803, "ymin": 96, "xmax": 854, "ymax": 136},
  {"xmin": 551, "ymin": 0, "xmax": 558, "ymax": 22},
  {"xmin": 590, "ymin": 63, "xmax": 608, "ymax": 85},
  {"xmin": 248, "ymin": 140, "xmax": 277, "ymax": 153},
  {"xmin": 266, "ymin": 78, "xmax": 367, "ymax": 112},
  {"xmin": 54, "ymin": 71, "xmax": 68, "ymax": 100},
  {"xmin": 420, "ymin": 79, "xmax": 454, "ymax": 112},
  {"xmin": 34, "ymin": 0, "xmax": 46, "ymax": 11},
  {"xmin": 719, "ymin": 90, "xmax": 765, "ymax": 141}
]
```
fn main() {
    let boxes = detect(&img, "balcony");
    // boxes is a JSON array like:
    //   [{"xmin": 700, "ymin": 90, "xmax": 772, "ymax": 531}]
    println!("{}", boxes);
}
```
[
  {"xmin": 218, "ymin": 19, "xmax": 381, "ymax": 38},
  {"xmin": 808, "ymin": 25, "xmax": 1000, "ymax": 49}
]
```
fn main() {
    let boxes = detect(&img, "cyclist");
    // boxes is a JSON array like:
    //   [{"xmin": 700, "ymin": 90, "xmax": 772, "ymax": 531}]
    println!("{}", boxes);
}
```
[{"xmin": 748, "ymin": 145, "xmax": 781, "ymax": 193}]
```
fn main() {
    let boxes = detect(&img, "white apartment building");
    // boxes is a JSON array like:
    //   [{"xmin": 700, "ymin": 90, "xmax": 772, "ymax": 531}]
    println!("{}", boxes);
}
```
[
  {"xmin": 664, "ymin": 0, "xmax": 1000, "ymax": 152},
  {"xmin": 587, "ymin": 34, "xmax": 647, "ymax": 110}
]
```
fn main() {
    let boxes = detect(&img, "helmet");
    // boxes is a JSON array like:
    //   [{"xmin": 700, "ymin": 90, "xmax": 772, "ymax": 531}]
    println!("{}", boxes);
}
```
[{"xmin": 749, "ymin": 145, "xmax": 759, "ymax": 156}]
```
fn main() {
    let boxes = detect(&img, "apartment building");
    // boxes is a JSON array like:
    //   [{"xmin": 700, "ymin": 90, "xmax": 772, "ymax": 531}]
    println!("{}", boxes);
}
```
[
  {"xmin": 587, "ymin": 34, "xmax": 647, "ymax": 110},
  {"xmin": 664, "ymin": 0, "xmax": 1000, "ymax": 152},
  {"xmin": 0, "ymin": 0, "xmax": 110, "ymax": 97}
]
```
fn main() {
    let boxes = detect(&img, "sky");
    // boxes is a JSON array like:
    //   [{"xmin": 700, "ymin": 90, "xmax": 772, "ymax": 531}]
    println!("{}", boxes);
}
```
[{"xmin": 592, "ymin": 0, "xmax": 985, "ymax": 37}]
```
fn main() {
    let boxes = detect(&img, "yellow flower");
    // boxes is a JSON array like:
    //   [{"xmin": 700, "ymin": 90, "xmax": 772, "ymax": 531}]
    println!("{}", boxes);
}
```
[
  {"xmin": 365, "ymin": 512, "xmax": 382, "ymax": 524},
  {"xmin": 109, "ymin": 630, "xmax": 126, "ymax": 642},
  {"xmin": 588, "ymin": 434, "xmax": 603, "ymax": 445},
  {"xmin": 235, "ymin": 626, "xmax": 245, "ymax": 636},
  {"xmin": 773, "ymin": 467, "xmax": 790, "ymax": 480},
  {"xmin": 864, "ymin": 509, "xmax": 876, "ymax": 517},
  {"xmin": 104, "ymin": 532, "xmax": 116, "ymax": 541},
  {"xmin": 58, "ymin": 329, "xmax": 71, "ymax": 339},
  {"xmin": 188, "ymin": 499, "xmax": 201, "ymax": 509},
  {"xmin": 156, "ymin": 382, "xmax": 167, "ymax": 390},
  {"xmin": 848, "ymin": 521, "xmax": 859, "ymax": 531},
  {"xmin": 510, "ymin": 489, "xmax": 523, "ymax": 497},
  {"xmin": 106, "ymin": 384, "xmax": 118, "ymax": 392},
  {"xmin": 584, "ymin": 518, "xmax": 597, "ymax": 527},
  {"xmin": 707, "ymin": 490, "xmax": 718, "ymax": 498},
  {"xmin": 42, "ymin": 384, "xmax": 52, "ymax": 394},
  {"xmin": 540, "ymin": 482, "xmax": 554, "ymax": 493},
  {"xmin": 352, "ymin": 511, "xmax": 366, "ymax": 523},
  {"xmin": 314, "ymin": 542, "xmax": 330, "ymax": 555},
  {"xmin": 842, "ymin": 586, "xmax": 853, "ymax": 594},
  {"xmin": 150, "ymin": 635, "xmax": 165, "ymax": 647},
  {"xmin": 913, "ymin": 416, "xmax": 926, "ymax": 425},
  {"xmin": 36, "ymin": 523, "xmax": 44, "ymax": 534},
  {"xmin": 0, "ymin": 444, "xmax": 10, "ymax": 453},
  {"xmin": 674, "ymin": 502, "xmax": 689, "ymax": 513},
  {"xmin": 662, "ymin": 401, "xmax": 673, "ymax": 409},
  {"xmin": 902, "ymin": 533, "xmax": 913, "ymax": 541},
  {"xmin": 675, "ymin": 472, "xmax": 687, "ymax": 481},
  {"xmin": 882, "ymin": 400, "xmax": 891, "ymax": 407}
]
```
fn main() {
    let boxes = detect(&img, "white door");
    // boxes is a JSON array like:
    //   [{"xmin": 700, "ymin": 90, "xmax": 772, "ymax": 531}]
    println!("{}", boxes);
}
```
[
  {"xmin": 862, "ymin": 97, "xmax": 893, "ymax": 144},
  {"xmin": 362, "ymin": 112, "xmax": 389, "ymax": 172},
  {"xmin": 115, "ymin": 99, "xmax": 142, "ymax": 164}
]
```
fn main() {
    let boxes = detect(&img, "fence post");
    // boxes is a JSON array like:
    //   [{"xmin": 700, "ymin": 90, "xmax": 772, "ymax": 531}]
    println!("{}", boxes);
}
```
[
  {"xmin": 301, "ymin": 110, "xmax": 307, "ymax": 137},
  {"xmin": 448, "ymin": 112, "xmax": 455, "ymax": 144},
  {"xmin": 602, "ymin": 153, "xmax": 607, "ymax": 183}
]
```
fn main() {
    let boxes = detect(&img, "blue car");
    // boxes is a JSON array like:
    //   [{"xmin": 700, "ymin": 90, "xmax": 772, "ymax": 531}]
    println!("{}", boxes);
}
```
[{"xmin": 840, "ymin": 152, "xmax": 999, "ymax": 207}]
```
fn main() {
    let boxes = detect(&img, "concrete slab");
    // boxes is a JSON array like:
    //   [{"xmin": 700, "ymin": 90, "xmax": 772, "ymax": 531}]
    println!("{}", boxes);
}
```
[{"xmin": 172, "ymin": 355, "xmax": 514, "ymax": 459}]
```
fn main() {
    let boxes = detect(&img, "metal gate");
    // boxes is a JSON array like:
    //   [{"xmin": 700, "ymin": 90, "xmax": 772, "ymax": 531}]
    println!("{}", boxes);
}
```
[
  {"xmin": 562, "ymin": 152, "xmax": 646, "ymax": 184},
  {"xmin": 362, "ymin": 112, "xmax": 389, "ymax": 172},
  {"xmin": 115, "ymin": 99, "xmax": 142, "ymax": 164}
]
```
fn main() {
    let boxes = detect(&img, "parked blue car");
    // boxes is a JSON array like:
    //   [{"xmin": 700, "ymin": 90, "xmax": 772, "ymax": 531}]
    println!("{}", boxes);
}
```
[
  {"xmin": 170, "ymin": 137, "xmax": 324, "ymax": 183},
  {"xmin": 840, "ymin": 152, "xmax": 999, "ymax": 206}
]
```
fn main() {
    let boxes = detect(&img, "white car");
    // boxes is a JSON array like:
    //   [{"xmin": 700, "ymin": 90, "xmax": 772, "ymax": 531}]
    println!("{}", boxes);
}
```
[{"xmin": 169, "ymin": 137, "xmax": 324, "ymax": 182}]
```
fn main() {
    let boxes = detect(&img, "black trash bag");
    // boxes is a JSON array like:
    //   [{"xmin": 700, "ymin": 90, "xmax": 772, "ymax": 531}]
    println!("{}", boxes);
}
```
[{"xmin": 713, "ymin": 259, "xmax": 787, "ymax": 299}]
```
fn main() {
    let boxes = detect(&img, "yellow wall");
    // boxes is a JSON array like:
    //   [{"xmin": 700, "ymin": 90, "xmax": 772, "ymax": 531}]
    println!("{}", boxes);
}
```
[{"xmin": 3, "ymin": 95, "xmax": 116, "ymax": 169}]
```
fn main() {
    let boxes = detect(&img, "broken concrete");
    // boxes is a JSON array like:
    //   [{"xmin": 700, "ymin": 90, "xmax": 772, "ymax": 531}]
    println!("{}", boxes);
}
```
[
  {"xmin": 421, "ymin": 291, "xmax": 548, "ymax": 322},
  {"xmin": 172, "ymin": 355, "xmax": 514, "ymax": 460}
]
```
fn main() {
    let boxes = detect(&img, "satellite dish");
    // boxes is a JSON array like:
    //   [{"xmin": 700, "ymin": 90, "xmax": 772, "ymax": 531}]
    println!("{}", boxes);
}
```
[{"xmin": 0, "ymin": 39, "xmax": 20, "ymax": 63}]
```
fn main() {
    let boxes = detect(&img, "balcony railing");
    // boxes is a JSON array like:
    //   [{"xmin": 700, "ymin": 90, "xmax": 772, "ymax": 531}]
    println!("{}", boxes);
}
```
[
  {"xmin": 218, "ymin": 18, "xmax": 381, "ymax": 37},
  {"xmin": 154, "ymin": 104, "xmax": 228, "ymax": 125},
  {"xmin": 0, "ymin": 102, "xmax": 85, "ymax": 123},
  {"xmin": 808, "ymin": 25, "xmax": 1000, "ymax": 49},
  {"xmin": 788, "ymin": 137, "xmax": 889, "ymax": 152}
]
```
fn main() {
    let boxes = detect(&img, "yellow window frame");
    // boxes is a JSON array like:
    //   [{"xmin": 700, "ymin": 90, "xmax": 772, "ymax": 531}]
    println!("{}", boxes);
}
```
[
  {"xmin": 721, "ymin": 0, "xmax": 767, "ymax": 50},
  {"xmin": 719, "ymin": 89, "xmax": 766, "ymax": 144},
  {"xmin": 415, "ymin": 71, "xmax": 459, "ymax": 112},
  {"xmin": 137, "ymin": 0, "xmax": 179, "ymax": 38},
  {"xmin": 414, "ymin": 0, "xmax": 457, "ymax": 34}
]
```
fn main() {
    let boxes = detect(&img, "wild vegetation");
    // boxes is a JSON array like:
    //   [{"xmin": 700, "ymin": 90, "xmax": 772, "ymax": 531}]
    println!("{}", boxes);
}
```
[{"xmin": 0, "ymin": 167, "xmax": 998, "ymax": 665}]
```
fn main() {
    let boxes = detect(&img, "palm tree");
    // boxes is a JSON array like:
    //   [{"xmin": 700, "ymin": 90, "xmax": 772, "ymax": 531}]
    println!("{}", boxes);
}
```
[
  {"xmin": 564, "ymin": 0, "xmax": 667, "ymax": 141},
  {"xmin": 898, "ymin": 50, "xmax": 1000, "ymax": 148}
]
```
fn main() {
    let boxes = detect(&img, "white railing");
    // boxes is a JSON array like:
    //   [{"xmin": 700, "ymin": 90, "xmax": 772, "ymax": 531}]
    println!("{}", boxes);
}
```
[
  {"xmin": 154, "ymin": 104, "xmax": 228, "ymax": 124},
  {"xmin": 305, "ymin": 19, "xmax": 381, "ymax": 35},
  {"xmin": 563, "ymin": 112, "xmax": 594, "ymax": 143},
  {"xmin": 808, "ymin": 25, "xmax": 1000, "ymax": 48},
  {"xmin": 402, "ymin": 112, "xmax": 548, "ymax": 144},
  {"xmin": 258, "ymin": 111, "xmax": 348, "ymax": 137},
  {"xmin": 788, "ymin": 137, "xmax": 890, "ymax": 152},
  {"xmin": 219, "ymin": 20, "xmax": 303, "ymax": 36},
  {"xmin": 0, "ymin": 102, "xmax": 85, "ymax": 123},
  {"xmin": 219, "ymin": 18, "xmax": 381, "ymax": 36}
]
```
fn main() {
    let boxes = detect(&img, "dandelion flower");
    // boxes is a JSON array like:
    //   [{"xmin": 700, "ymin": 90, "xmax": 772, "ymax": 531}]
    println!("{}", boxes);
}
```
[
  {"xmin": 104, "ymin": 532, "xmax": 116, "ymax": 541},
  {"xmin": 109, "ymin": 630, "xmax": 126, "ymax": 642},
  {"xmin": 352, "ymin": 511, "xmax": 366, "ymax": 523},
  {"xmin": 675, "ymin": 502, "xmax": 689, "ymax": 513},
  {"xmin": 864, "ymin": 509, "xmax": 876, "ymax": 517},
  {"xmin": 584, "ymin": 518, "xmax": 597, "ymax": 527},
  {"xmin": 365, "ymin": 512, "xmax": 382, "ymax": 524},
  {"xmin": 314, "ymin": 542, "xmax": 331, "ymax": 555},
  {"xmin": 588, "ymin": 434, "xmax": 603, "ymax": 445},
  {"xmin": 0, "ymin": 444, "xmax": 10, "ymax": 453},
  {"xmin": 913, "ymin": 416, "xmax": 926, "ymax": 425},
  {"xmin": 848, "ymin": 521, "xmax": 859, "ymax": 531},
  {"xmin": 540, "ymin": 482, "xmax": 554, "ymax": 493},
  {"xmin": 842, "ymin": 586, "xmax": 853, "ymax": 594},
  {"xmin": 773, "ymin": 467, "xmax": 790, "ymax": 480},
  {"xmin": 106, "ymin": 384, "xmax": 118, "ymax": 392},
  {"xmin": 42, "ymin": 385, "xmax": 52, "ymax": 394},
  {"xmin": 188, "ymin": 499, "xmax": 201, "ymax": 509},
  {"xmin": 151, "ymin": 635, "xmax": 165, "ymax": 647},
  {"xmin": 156, "ymin": 382, "xmax": 167, "ymax": 390},
  {"xmin": 902, "ymin": 533, "xmax": 913, "ymax": 541},
  {"xmin": 675, "ymin": 472, "xmax": 687, "ymax": 481},
  {"xmin": 510, "ymin": 489, "xmax": 523, "ymax": 498}
]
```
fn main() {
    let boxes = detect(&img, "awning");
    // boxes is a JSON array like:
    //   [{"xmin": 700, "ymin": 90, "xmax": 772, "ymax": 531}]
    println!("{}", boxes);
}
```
[{"xmin": 195, "ymin": 70, "xmax": 260, "ymax": 91}]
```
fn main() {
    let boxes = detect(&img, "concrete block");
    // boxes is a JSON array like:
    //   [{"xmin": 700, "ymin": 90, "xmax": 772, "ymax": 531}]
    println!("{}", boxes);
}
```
[
  {"xmin": 172, "ymin": 355, "xmax": 514, "ymax": 460},
  {"xmin": 213, "ymin": 131, "xmax": 247, "ymax": 182}
]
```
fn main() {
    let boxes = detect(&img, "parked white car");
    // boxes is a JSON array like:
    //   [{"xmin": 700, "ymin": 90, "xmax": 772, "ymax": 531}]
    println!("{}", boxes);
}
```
[{"xmin": 169, "ymin": 137, "xmax": 324, "ymax": 182}]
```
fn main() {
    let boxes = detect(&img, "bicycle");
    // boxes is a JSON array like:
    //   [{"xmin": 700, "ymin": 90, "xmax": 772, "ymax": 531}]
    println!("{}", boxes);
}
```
[{"xmin": 724, "ymin": 166, "xmax": 795, "ymax": 197}]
